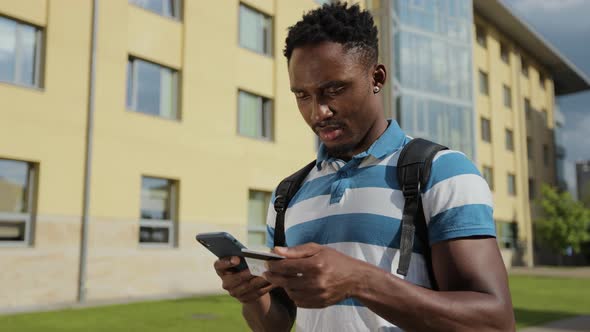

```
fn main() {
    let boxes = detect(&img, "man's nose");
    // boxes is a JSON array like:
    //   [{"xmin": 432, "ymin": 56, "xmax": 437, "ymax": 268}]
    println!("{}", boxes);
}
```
[{"xmin": 311, "ymin": 98, "xmax": 332, "ymax": 123}]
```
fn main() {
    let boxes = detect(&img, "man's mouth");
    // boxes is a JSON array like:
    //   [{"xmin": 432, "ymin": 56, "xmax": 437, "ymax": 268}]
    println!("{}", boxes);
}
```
[{"xmin": 317, "ymin": 126, "xmax": 344, "ymax": 142}]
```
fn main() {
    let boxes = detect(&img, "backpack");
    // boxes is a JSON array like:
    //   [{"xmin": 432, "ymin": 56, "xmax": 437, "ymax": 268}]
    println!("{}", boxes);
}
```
[{"xmin": 272, "ymin": 138, "xmax": 448, "ymax": 289}]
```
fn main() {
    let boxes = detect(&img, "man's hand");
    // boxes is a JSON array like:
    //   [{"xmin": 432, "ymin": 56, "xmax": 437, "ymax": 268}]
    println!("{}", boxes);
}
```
[
  {"xmin": 214, "ymin": 256, "xmax": 275, "ymax": 304},
  {"xmin": 264, "ymin": 243, "xmax": 361, "ymax": 308}
]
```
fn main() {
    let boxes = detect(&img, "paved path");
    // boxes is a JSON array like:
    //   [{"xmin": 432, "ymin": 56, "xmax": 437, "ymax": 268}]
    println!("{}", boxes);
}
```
[
  {"xmin": 510, "ymin": 266, "xmax": 590, "ymax": 278},
  {"xmin": 519, "ymin": 315, "xmax": 590, "ymax": 331}
]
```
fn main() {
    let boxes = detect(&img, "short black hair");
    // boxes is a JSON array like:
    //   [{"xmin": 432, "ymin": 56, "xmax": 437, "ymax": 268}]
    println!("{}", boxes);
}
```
[{"xmin": 284, "ymin": 2, "xmax": 378, "ymax": 66}]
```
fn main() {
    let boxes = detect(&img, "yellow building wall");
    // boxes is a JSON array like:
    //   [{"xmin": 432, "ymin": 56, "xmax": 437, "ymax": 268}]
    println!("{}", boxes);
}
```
[
  {"xmin": 473, "ymin": 14, "xmax": 556, "ymax": 267},
  {"xmin": 0, "ymin": 0, "xmax": 91, "ymax": 308},
  {"xmin": 0, "ymin": 0, "xmax": 328, "ymax": 309},
  {"xmin": 84, "ymin": 0, "xmax": 319, "ymax": 302}
]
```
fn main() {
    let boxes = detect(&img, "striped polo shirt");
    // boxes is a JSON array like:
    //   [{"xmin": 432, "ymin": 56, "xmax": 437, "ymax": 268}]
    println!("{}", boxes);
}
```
[{"xmin": 265, "ymin": 120, "xmax": 495, "ymax": 332}]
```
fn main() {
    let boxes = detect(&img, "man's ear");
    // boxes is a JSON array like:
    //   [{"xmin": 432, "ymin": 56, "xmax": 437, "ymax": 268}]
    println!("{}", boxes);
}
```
[{"xmin": 372, "ymin": 64, "xmax": 387, "ymax": 90}]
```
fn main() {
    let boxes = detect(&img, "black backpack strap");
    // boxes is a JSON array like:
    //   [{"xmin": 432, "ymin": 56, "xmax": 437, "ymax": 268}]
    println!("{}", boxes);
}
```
[
  {"xmin": 396, "ymin": 138, "xmax": 447, "ymax": 289},
  {"xmin": 273, "ymin": 160, "xmax": 317, "ymax": 247}
]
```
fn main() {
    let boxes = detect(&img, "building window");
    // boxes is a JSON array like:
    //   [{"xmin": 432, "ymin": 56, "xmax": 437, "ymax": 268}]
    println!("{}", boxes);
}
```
[
  {"xmin": 496, "ymin": 221, "xmax": 517, "ymax": 249},
  {"xmin": 128, "ymin": 0, "xmax": 182, "ymax": 19},
  {"xmin": 475, "ymin": 24, "xmax": 486, "ymax": 48},
  {"xmin": 0, "ymin": 159, "xmax": 36, "ymax": 245},
  {"xmin": 507, "ymin": 173, "xmax": 517, "ymax": 196},
  {"xmin": 539, "ymin": 73, "xmax": 545, "ymax": 89},
  {"xmin": 500, "ymin": 43, "xmax": 509, "ymax": 64},
  {"xmin": 528, "ymin": 178, "xmax": 535, "ymax": 200},
  {"xmin": 521, "ymin": 58, "xmax": 529, "ymax": 77},
  {"xmin": 248, "ymin": 190, "xmax": 271, "ymax": 248},
  {"xmin": 543, "ymin": 144, "xmax": 550, "ymax": 167},
  {"xmin": 481, "ymin": 117, "xmax": 491, "ymax": 143},
  {"xmin": 482, "ymin": 166, "xmax": 494, "ymax": 191},
  {"xmin": 478, "ymin": 70, "xmax": 489, "ymax": 96},
  {"xmin": 505, "ymin": 129, "xmax": 514, "ymax": 151},
  {"xmin": 503, "ymin": 85, "xmax": 512, "ymax": 109},
  {"xmin": 0, "ymin": 16, "xmax": 43, "ymax": 88},
  {"xmin": 239, "ymin": 4, "xmax": 273, "ymax": 56},
  {"xmin": 238, "ymin": 90, "xmax": 273, "ymax": 140},
  {"xmin": 527, "ymin": 137, "xmax": 533, "ymax": 159},
  {"xmin": 524, "ymin": 98, "xmax": 532, "ymax": 119},
  {"xmin": 126, "ymin": 57, "xmax": 179, "ymax": 120},
  {"xmin": 139, "ymin": 177, "xmax": 177, "ymax": 246}
]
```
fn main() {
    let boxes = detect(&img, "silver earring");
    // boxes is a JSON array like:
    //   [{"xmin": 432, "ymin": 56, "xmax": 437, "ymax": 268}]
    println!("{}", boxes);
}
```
[{"xmin": 373, "ymin": 86, "xmax": 380, "ymax": 94}]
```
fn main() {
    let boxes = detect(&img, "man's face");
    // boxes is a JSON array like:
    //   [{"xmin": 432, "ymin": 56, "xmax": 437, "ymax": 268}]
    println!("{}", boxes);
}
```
[{"xmin": 288, "ymin": 42, "xmax": 385, "ymax": 159}]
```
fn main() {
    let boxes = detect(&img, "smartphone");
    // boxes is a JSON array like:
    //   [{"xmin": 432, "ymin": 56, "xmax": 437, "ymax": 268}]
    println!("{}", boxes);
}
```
[
  {"xmin": 241, "ymin": 248, "xmax": 284, "ymax": 261},
  {"xmin": 196, "ymin": 232, "xmax": 248, "ymax": 271},
  {"xmin": 241, "ymin": 249, "xmax": 284, "ymax": 277}
]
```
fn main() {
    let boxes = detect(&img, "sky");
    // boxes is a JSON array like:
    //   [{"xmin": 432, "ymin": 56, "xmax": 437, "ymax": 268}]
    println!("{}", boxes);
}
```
[{"xmin": 502, "ymin": 0, "xmax": 590, "ymax": 198}]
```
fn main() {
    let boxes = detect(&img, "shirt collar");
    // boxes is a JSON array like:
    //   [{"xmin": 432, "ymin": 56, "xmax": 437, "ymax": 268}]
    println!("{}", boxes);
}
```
[{"xmin": 316, "ymin": 119, "xmax": 406, "ymax": 168}]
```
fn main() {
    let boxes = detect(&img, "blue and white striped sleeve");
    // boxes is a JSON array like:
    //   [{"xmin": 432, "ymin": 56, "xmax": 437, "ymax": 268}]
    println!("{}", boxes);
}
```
[{"xmin": 421, "ymin": 150, "xmax": 496, "ymax": 245}]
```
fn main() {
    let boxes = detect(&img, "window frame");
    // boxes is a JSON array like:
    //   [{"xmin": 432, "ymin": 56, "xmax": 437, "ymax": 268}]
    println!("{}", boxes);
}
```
[
  {"xmin": 247, "ymin": 190, "xmax": 272, "ymax": 249},
  {"xmin": 475, "ymin": 24, "xmax": 486, "ymax": 48},
  {"xmin": 0, "ymin": 159, "xmax": 37, "ymax": 247},
  {"xmin": 128, "ymin": 0, "xmax": 182, "ymax": 20},
  {"xmin": 500, "ymin": 42, "xmax": 509, "ymax": 64},
  {"xmin": 503, "ymin": 84, "xmax": 512, "ymax": 109},
  {"xmin": 126, "ymin": 56, "xmax": 180, "ymax": 121},
  {"xmin": 238, "ymin": 3, "xmax": 273, "ymax": 56},
  {"xmin": 524, "ymin": 98, "xmax": 532, "ymax": 120},
  {"xmin": 505, "ymin": 128, "xmax": 514, "ymax": 151},
  {"xmin": 528, "ymin": 178, "xmax": 535, "ymax": 200},
  {"xmin": 138, "ymin": 176, "xmax": 178, "ymax": 248},
  {"xmin": 507, "ymin": 173, "xmax": 517, "ymax": 196},
  {"xmin": 237, "ymin": 89, "xmax": 274, "ymax": 141},
  {"xmin": 478, "ymin": 70, "xmax": 489, "ymax": 96},
  {"xmin": 481, "ymin": 117, "xmax": 491, "ymax": 143},
  {"xmin": 0, "ymin": 15, "xmax": 44, "ymax": 88},
  {"xmin": 482, "ymin": 166, "xmax": 494, "ymax": 191},
  {"xmin": 496, "ymin": 221, "xmax": 517, "ymax": 249}
]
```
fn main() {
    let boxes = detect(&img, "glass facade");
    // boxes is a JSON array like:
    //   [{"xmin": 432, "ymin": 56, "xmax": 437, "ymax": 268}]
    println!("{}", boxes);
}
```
[{"xmin": 388, "ymin": 0, "xmax": 475, "ymax": 157}]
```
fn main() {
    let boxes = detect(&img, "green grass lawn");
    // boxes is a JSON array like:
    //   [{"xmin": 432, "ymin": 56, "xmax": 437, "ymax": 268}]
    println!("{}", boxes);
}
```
[
  {"xmin": 511, "ymin": 275, "xmax": 590, "ymax": 329},
  {"xmin": 1, "ymin": 275, "xmax": 588, "ymax": 331}
]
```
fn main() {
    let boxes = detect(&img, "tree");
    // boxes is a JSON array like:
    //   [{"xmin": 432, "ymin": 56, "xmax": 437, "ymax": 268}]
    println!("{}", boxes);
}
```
[{"xmin": 535, "ymin": 184, "xmax": 590, "ymax": 255}]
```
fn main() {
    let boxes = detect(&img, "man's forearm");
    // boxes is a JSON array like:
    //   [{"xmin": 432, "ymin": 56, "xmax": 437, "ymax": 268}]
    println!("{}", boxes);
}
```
[
  {"xmin": 242, "ymin": 293, "xmax": 294, "ymax": 332},
  {"xmin": 353, "ymin": 263, "xmax": 514, "ymax": 332}
]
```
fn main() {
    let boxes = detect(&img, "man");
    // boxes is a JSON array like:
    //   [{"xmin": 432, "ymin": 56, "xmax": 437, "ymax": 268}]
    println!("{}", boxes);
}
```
[{"xmin": 214, "ymin": 3, "xmax": 515, "ymax": 331}]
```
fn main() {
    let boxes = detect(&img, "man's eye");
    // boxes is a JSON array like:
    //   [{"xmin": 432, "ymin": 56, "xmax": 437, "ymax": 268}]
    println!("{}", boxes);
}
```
[
  {"xmin": 294, "ymin": 92, "xmax": 308, "ymax": 99},
  {"xmin": 325, "ymin": 87, "xmax": 344, "ymax": 95}
]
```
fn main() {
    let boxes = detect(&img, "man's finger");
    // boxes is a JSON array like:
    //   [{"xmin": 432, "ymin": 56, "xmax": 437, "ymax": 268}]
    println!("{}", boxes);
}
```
[
  {"xmin": 273, "ymin": 243, "xmax": 321, "ymax": 259},
  {"xmin": 213, "ymin": 256, "xmax": 241, "ymax": 276}
]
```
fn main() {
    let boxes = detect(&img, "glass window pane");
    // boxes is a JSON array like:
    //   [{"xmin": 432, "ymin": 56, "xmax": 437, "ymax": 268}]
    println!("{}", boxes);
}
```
[
  {"xmin": 136, "ymin": 59, "xmax": 162, "ymax": 116},
  {"xmin": 0, "ymin": 16, "xmax": 16, "ymax": 82},
  {"xmin": 18, "ymin": 24, "xmax": 37, "ymax": 86},
  {"xmin": 139, "ymin": 226, "xmax": 169, "ymax": 243},
  {"xmin": 159, "ymin": 68, "xmax": 176, "ymax": 119},
  {"xmin": 130, "ymin": 0, "xmax": 163, "ymax": 15},
  {"xmin": 248, "ymin": 191, "xmax": 270, "ymax": 227},
  {"xmin": 141, "ymin": 177, "xmax": 171, "ymax": 220},
  {"xmin": 126, "ymin": 60, "xmax": 133, "ymax": 108},
  {"xmin": 0, "ymin": 221, "xmax": 25, "ymax": 241},
  {"xmin": 239, "ymin": 5, "xmax": 261, "ymax": 52},
  {"xmin": 248, "ymin": 231, "xmax": 266, "ymax": 247},
  {"xmin": 0, "ymin": 159, "xmax": 29, "ymax": 213},
  {"xmin": 239, "ymin": 91, "xmax": 261, "ymax": 137}
]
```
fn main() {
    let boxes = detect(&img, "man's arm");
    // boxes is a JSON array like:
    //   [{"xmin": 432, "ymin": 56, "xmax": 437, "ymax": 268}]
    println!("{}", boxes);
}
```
[
  {"xmin": 353, "ymin": 237, "xmax": 515, "ymax": 331},
  {"xmin": 242, "ymin": 288, "xmax": 296, "ymax": 332},
  {"xmin": 265, "ymin": 238, "xmax": 514, "ymax": 332},
  {"xmin": 214, "ymin": 257, "xmax": 295, "ymax": 332}
]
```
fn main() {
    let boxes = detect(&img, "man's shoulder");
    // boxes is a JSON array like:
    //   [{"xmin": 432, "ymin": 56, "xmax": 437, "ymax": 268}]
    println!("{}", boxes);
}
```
[{"xmin": 424, "ymin": 149, "xmax": 481, "ymax": 193}]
